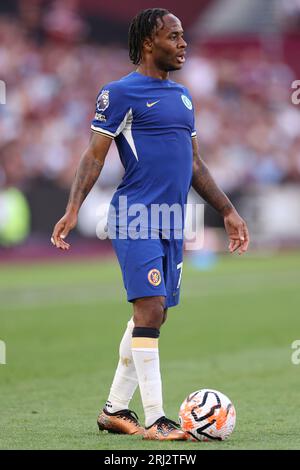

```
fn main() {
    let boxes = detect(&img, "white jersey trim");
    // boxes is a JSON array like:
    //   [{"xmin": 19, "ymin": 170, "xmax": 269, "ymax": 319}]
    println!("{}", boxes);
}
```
[
  {"xmin": 120, "ymin": 108, "xmax": 138, "ymax": 161},
  {"xmin": 91, "ymin": 125, "xmax": 115, "ymax": 138}
]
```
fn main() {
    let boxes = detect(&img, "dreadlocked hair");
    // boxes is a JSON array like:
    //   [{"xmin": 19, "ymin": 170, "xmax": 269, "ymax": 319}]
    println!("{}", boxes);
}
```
[{"xmin": 128, "ymin": 8, "xmax": 170, "ymax": 65}]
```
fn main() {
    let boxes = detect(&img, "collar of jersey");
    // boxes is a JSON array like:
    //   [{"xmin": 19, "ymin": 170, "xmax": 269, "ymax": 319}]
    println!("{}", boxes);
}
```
[{"xmin": 132, "ymin": 71, "xmax": 171, "ymax": 84}]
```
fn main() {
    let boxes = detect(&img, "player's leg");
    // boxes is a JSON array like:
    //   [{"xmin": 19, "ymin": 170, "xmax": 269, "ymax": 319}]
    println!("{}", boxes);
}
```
[
  {"xmin": 131, "ymin": 296, "xmax": 186, "ymax": 440},
  {"xmin": 103, "ymin": 305, "xmax": 167, "ymax": 413},
  {"xmin": 105, "ymin": 318, "xmax": 137, "ymax": 413},
  {"xmin": 97, "ymin": 305, "xmax": 168, "ymax": 435},
  {"xmin": 99, "ymin": 237, "xmax": 185, "ymax": 439},
  {"xmin": 131, "ymin": 295, "xmax": 164, "ymax": 428},
  {"xmin": 97, "ymin": 317, "xmax": 143, "ymax": 435},
  {"xmin": 139, "ymin": 238, "xmax": 186, "ymax": 440},
  {"xmin": 97, "ymin": 237, "xmax": 165, "ymax": 435}
]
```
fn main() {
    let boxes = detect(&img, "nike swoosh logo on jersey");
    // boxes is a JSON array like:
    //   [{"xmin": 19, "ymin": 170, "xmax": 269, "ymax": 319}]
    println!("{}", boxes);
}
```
[{"xmin": 146, "ymin": 100, "xmax": 160, "ymax": 107}]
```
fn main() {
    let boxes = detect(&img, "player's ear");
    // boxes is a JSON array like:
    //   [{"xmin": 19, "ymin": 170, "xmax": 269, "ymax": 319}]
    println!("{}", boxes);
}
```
[{"xmin": 143, "ymin": 37, "xmax": 153, "ymax": 54}]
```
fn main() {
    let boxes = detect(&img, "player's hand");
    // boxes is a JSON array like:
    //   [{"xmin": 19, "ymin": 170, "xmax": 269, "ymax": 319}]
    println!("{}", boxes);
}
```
[
  {"xmin": 51, "ymin": 212, "xmax": 78, "ymax": 250},
  {"xmin": 224, "ymin": 210, "xmax": 249, "ymax": 255}
]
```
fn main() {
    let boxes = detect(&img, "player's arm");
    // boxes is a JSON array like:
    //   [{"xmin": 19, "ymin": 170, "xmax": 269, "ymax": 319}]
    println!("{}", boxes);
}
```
[
  {"xmin": 191, "ymin": 137, "xmax": 249, "ymax": 254},
  {"xmin": 51, "ymin": 132, "xmax": 112, "ymax": 250}
]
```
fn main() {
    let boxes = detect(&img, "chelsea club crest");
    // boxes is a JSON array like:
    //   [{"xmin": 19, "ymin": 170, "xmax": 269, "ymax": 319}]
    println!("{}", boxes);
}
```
[{"xmin": 181, "ymin": 94, "xmax": 193, "ymax": 110}]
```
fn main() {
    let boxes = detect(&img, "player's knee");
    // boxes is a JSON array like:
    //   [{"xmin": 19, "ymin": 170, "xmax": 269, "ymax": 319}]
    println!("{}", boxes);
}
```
[{"xmin": 133, "ymin": 296, "xmax": 165, "ymax": 329}]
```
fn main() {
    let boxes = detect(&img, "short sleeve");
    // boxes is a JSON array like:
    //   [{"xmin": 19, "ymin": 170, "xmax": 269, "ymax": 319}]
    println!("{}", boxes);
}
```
[
  {"xmin": 188, "ymin": 89, "xmax": 197, "ymax": 138},
  {"xmin": 91, "ymin": 82, "xmax": 130, "ymax": 139},
  {"xmin": 182, "ymin": 86, "xmax": 197, "ymax": 138},
  {"xmin": 191, "ymin": 112, "xmax": 197, "ymax": 138}
]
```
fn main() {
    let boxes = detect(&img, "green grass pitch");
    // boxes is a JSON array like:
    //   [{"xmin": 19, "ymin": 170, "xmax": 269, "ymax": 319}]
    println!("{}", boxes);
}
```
[{"xmin": 0, "ymin": 251, "xmax": 300, "ymax": 450}]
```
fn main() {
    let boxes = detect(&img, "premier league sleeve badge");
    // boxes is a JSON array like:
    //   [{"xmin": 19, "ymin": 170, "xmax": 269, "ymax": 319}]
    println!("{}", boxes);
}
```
[{"xmin": 96, "ymin": 90, "xmax": 110, "ymax": 112}]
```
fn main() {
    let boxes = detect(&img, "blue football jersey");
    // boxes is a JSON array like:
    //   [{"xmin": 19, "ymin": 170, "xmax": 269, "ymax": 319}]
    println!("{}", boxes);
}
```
[{"xmin": 91, "ymin": 71, "xmax": 196, "ymax": 233}]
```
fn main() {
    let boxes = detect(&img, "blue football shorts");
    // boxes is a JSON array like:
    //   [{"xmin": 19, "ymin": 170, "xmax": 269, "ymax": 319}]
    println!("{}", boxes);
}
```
[{"xmin": 111, "ymin": 235, "xmax": 184, "ymax": 308}]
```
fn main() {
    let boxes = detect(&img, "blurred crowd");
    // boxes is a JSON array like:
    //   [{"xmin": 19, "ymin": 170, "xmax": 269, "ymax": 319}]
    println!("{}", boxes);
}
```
[
  {"xmin": 278, "ymin": 0, "xmax": 300, "ymax": 32},
  {"xmin": 1, "ymin": 12, "xmax": 300, "ymax": 199},
  {"xmin": 182, "ymin": 48, "xmax": 300, "ymax": 192}
]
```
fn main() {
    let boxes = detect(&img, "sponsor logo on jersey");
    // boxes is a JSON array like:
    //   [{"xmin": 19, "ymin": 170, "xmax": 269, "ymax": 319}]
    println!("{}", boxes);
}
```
[
  {"xmin": 97, "ymin": 89, "xmax": 110, "ymax": 112},
  {"xmin": 148, "ymin": 269, "xmax": 161, "ymax": 286},
  {"xmin": 181, "ymin": 94, "xmax": 192, "ymax": 110},
  {"xmin": 147, "ymin": 100, "xmax": 160, "ymax": 108}
]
